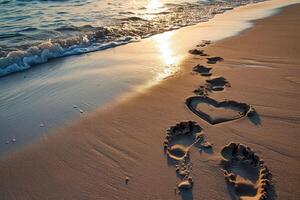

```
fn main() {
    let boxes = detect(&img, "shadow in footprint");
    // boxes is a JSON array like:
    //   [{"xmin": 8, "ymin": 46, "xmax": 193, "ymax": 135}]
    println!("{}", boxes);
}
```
[
  {"xmin": 164, "ymin": 121, "xmax": 203, "ymax": 161},
  {"xmin": 199, "ymin": 144, "xmax": 214, "ymax": 154},
  {"xmin": 193, "ymin": 77, "xmax": 231, "ymax": 97},
  {"xmin": 207, "ymin": 56, "xmax": 224, "ymax": 64},
  {"xmin": 189, "ymin": 49, "xmax": 208, "ymax": 56},
  {"xmin": 193, "ymin": 65, "xmax": 212, "ymax": 77},
  {"xmin": 186, "ymin": 96, "xmax": 257, "ymax": 125},
  {"xmin": 220, "ymin": 143, "xmax": 275, "ymax": 200},
  {"xmin": 193, "ymin": 84, "xmax": 211, "ymax": 97},
  {"xmin": 206, "ymin": 76, "xmax": 231, "ymax": 91},
  {"xmin": 197, "ymin": 40, "xmax": 211, "ymax": 47},
  {"xmin": 181, "ymin": 189, "xmax": 194, "ymax": 200},
  {"xmin": 248, "ymin": 112, "xmax": 261, "ymax": 126}
]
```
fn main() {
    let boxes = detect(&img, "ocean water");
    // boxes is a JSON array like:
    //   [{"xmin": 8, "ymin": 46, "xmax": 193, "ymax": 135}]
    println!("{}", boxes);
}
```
[{"xmin": 0, "ymin": 0, "xmax": 265, "ymax": 77}]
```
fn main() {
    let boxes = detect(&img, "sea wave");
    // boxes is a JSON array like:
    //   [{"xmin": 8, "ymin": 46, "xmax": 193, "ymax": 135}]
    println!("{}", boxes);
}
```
[
  {"xmin": 0, "ymin": 0, "xmax": 265, "ymax": 77},
  {"xmin": 0, "ymin": 36, "xmax": 139, "ymax": 77}
]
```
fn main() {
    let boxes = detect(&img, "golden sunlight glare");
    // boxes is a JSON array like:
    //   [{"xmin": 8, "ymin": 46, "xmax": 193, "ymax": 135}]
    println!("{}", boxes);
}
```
[
  {"xmin": 147, "ymin": 0, "xmax": 163, "ymax": 11},
  {"xmin": 154, "ymin": 32, "xmax": 180, "ymax": 81}
]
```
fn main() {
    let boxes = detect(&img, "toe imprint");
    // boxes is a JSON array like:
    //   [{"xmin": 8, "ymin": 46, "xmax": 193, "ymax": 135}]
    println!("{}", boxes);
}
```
[
  {"xmin": 221, "ymin": 142, "xmax": 274, "ymax": 200},
  {"xmin": 163, "ymin": 121, "xmax": 212, "ymax": 191}
]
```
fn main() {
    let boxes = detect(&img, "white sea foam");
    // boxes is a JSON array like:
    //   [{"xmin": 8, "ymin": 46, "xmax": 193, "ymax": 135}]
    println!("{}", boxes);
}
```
[
  {"xmin": 0, "ymin": 0, "xmax": 266, "ymax": 77},
  {"xmin": 0, "ymin": 36, "xmax": 139, "ymax": 77}
]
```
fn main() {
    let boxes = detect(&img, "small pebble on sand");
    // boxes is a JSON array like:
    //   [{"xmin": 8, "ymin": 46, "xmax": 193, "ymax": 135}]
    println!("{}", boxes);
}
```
[
  {"xmin": 125, "ymin": 176, "xmax": 129, "ymax": 184},
  {"xmin": 12, "ymin": 138, "xmax": 16, "ymax": 143},
  {"xmin": 40, "ymin": 123, "xmax": 44, "ymax": 127},
  {"xmin": 5, "ymin": 141, "xmax": 9, "ymax": 144},
  {"xmin": 73, "ymin": 105, "xmax": 78, "ymax": 108}
]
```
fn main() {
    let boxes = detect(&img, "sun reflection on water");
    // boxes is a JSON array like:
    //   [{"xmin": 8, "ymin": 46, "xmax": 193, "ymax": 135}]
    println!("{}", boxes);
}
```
[{"xmin": 153, "ymin": 31, "xmax": 180, "ymax": 82}]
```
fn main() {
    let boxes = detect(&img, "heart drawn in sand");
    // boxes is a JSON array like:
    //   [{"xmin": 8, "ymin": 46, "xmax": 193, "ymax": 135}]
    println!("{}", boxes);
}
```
[{"xmin": 186, "ymin": 96, "xmax": 254, "ymax": 125}]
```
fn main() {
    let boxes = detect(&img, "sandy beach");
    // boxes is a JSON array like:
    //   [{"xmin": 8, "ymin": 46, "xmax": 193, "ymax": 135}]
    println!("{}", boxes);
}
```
[{"xmin": 1, "ymin": 2, "xmax": 300, "ymax": 200}]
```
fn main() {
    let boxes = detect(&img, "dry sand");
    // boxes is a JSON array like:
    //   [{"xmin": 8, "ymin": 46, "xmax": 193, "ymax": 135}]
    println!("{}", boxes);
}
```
[{"xmin": 1, "ymin": 3, "xmax": 300, "ymax": 200}]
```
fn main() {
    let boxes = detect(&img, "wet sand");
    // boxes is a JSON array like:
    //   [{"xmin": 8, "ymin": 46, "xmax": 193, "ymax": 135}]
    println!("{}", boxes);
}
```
[
  {"xmin": 1, "ymin": 2, "xmax": 300, "ymax": 200},
  {"xmin": 0, "ymin": 0, "xmax": 295, "ymax": 155}
]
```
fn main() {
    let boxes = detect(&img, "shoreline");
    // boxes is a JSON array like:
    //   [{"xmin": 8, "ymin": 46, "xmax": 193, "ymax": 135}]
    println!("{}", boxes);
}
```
[
  {"xmin": 0, "ymin": 0, "xmax": 287, "ymax": 78},
  {"xmin": 1, "ymin": 1, "xmax": 300, "ymax": 200},
  {"xmin": 0, "ymin": 0, "xmax": 298, "ymax": 155}
]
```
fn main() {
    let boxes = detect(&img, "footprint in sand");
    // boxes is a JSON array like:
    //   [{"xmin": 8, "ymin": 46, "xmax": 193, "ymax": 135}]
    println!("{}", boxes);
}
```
[
  {"xmin": 186, "ymin": 96, "xmax": 256, "ymax": 125},
  {"xmin": 193, "ymin": 76, "xmax": 231, "ymax": 96},
  {"xmin": 220, "ymin": 143, "xmax": 274, "ymax": 200},
  {"xmin": 189, "ymin": 49, "xmax": 208, "ymax": 56},
  {"xmin": 192, "ymin": 64, "xmax": 212, "ymax": 77},
  {"xmin": 206, "ymin": 76, "xmax": 231, "ymax": 91},
  {"xmin": 207, "ymin": 56, "xmax": 224, "ymax": 64},
  {"xmin": 193, "ymin": 84, "xmax": 212, "ymax": 97},
  {"xmin": 197, "ymin": 40, "xmax": 212, "ymax": 48},
  {"xmin": 163, "ymin": 121, "xmax": 212, "ymax": 190}
]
